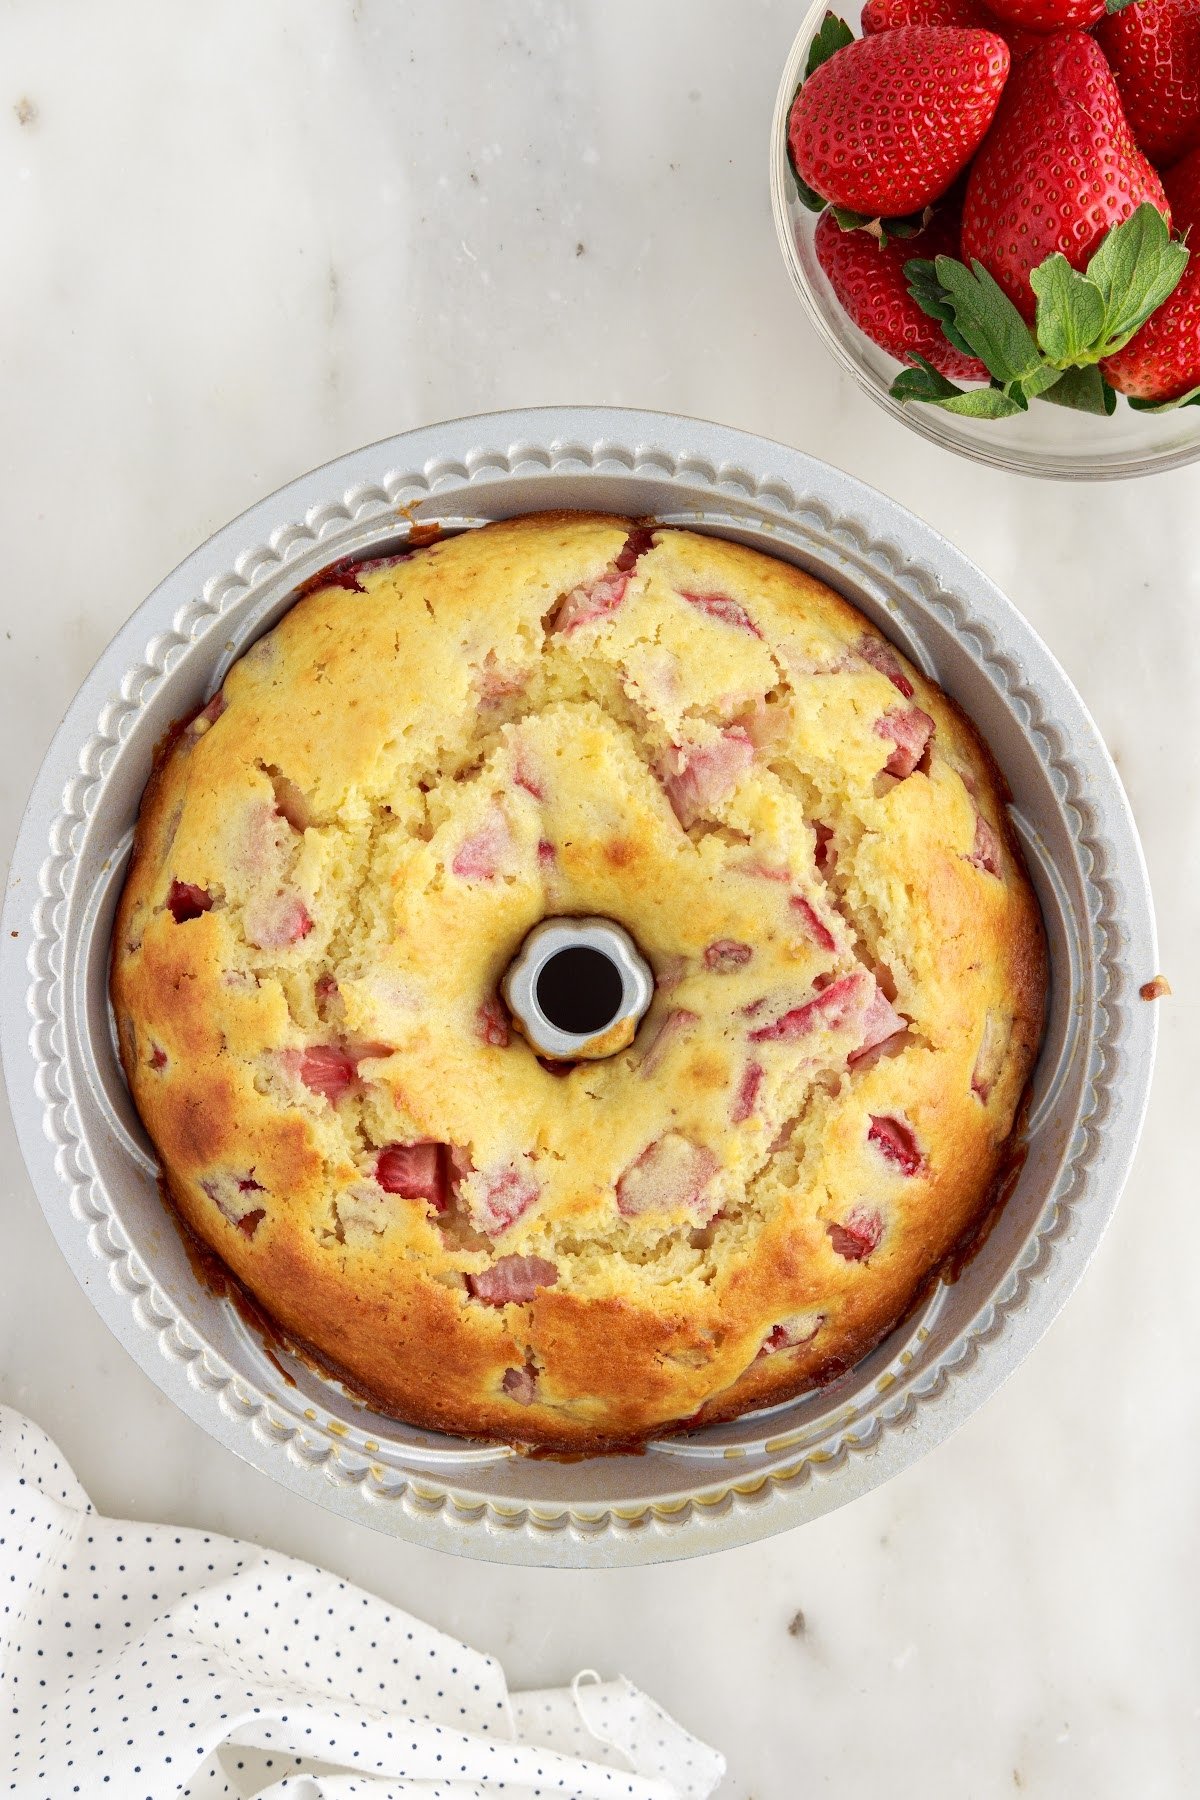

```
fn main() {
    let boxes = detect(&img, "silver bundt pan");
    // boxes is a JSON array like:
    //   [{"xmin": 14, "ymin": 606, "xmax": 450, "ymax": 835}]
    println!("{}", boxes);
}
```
[{"xmin": 0, "ymin": 409, "xmax": 1158, "ymax": 1566}]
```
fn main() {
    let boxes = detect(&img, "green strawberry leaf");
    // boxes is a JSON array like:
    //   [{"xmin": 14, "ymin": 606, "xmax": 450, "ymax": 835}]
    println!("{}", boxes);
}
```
[
  {"xmin": 890, "ymin": 358, "xmax": 960, "ymax": 405},
  {"xmin": 1029, "ymin": 256, "xmax": 1107, "ymax": 366},
  {"xmin": 786, "ymin": 10, "xmax": 854, "ymax": 213},
  {"xmin": 1127, "ymin": 383, "xmax": 1200, "ymax": 413},
  {"xmin": 1017, "ymin": 363, "xmax": 1066, "ymax": 401},
  {"xmin": 904, "ymin": 258, "xmax": 949, "ymax": 317},
  {"xmin": 1084, "ymin": 204, "xmax": 1189, "ymax": 350},
  {"xmin": 831, "ymin": 205, "xmax": 925, "ymax": 248},
  {"xmin": 904, "ymin": 259, "xmax": 980, "ymax": 361},
  {"xmin": 904, "ymin": 210, "xmax": 1189, "ymax": 399},
  {"xmin": 932, "ymin": 257, "xmax": 1044, "ymax": 386},
  {"xmin": 1104, "ymin": 0, "xmax": 1140, "ymax": 13},
  {"xmin": 891, "ymin": 357, "xmax": 1026, "ymax": 417},
  {"xmin": 948, "ymin": 387, "xmax": 1028, "ymax": 418},
  {"xmin": 1038, "ymin": 365, "xmax": 1118, "ymax": 415},
  {"xmin": 785, "ymin": 87, "xmax": 829, "ymax": 213},
  {"xmin": 831, "ymin": 206, "xmax": 882, "ymax": 239},
  {"xmin": 994, "ymin": 381, "xmax": 1030, "ymax": 413},
  {"xmin": 883, "ymin": 217, "xmax": 924, "ymax": 240},
  {"xmin": 805, "ymin": 11, "xmax": 855, "ymax": 78},
  {"xmin": 792, "ymin": 168, "xmax": 829, "ymax": 213}
]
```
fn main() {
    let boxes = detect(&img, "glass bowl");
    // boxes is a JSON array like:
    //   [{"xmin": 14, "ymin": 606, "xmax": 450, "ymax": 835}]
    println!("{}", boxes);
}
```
[{"xmin": 769, "ymin": 2, "xmax": 1200, "ymax": 480}]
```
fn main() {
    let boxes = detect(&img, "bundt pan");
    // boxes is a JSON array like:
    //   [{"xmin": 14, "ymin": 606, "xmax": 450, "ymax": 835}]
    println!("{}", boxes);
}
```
[{"xmin": 0, "ymin": 409, "xmax": 1158, "ymax": 1566}]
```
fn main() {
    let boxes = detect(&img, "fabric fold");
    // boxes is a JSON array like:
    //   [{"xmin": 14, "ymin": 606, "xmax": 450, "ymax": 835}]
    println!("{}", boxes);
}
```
[{"xmin": 0, "ymin": 1407, "xmax": 723, "ymax": 1799}]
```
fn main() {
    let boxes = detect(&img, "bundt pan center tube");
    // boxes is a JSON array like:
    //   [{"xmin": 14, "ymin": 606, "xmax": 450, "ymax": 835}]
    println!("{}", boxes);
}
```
[
  {"xmin": 0, "ymin": 409, "xmax": 1157, "ymax": 1564},
  {"xmin": 503, "ymin": 917, "xmax": 655, "ymax": 1062}
]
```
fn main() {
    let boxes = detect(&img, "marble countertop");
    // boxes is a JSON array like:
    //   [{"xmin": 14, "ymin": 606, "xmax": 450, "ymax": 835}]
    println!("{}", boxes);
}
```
[{"xmin": 1, "ymin": 2, "xmax": 1196, "ymax": 1794}]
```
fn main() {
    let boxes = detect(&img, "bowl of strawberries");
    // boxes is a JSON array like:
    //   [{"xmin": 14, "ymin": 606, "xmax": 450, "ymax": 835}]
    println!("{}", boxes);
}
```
[{"xmin": 771, "ymin": 0, "xmax": 1200, "ymax": 477}]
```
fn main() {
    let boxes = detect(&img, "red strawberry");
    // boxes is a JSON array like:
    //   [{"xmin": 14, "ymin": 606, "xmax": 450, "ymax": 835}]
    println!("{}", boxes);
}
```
[
  {"xmin": 790, "ymin": 893, "xmax": 837, "ymax": 952},
  {"xmin": 376, "ymin": 1141, "xmax": 448, "ymax": 1210},
  {"xmin": 679, "ymin": 590, "xmax": 762, "ymax": 635},
  {"xmin": 468, "ymin": 1255, "xmax": 559, "ymax": 1305},
  {"xmin": 849, "ymin": 987, "xmax": 906, "ymax": 1063},
  {"xmin": 815, "ymin": 207, "xmax": 988, "ymax": 379},
  {"xmin": 660, "ymin": 730, "xmax": 754, "ymax": 829},
  {"xmin": 966, "ymin": 812, "xmax": 1003, "ymax": 875},
  {"xmin": 1096, "ymin": 0, "xmax": 1200, "ymax": 172},
  {"xmin": 982, "ymin": 0, "xmax": 1102, "ymax": 29},
  {"xmin": 638, "ymin": 1007, "xmax": 699, "ymax": 1078},
  {"xmin": 748, "ymin": 971, "xmax": 868, "ymax": 1043},
  {"xmin": 875, "ymin": 705, "xmax": 935, "ymax": 777},
  {"xmin": 827, "ymin": 1206, "xmax": 885, "ymax": 1261},
  {"xmin": 732, "ymin": 1061, "xmax": 765, "ymax": 1124},
  {"xmin": 1103, "ymin": 148, "xmax": 1200, "ymax": 401},
  {"xmin": 789, "ymin": 27, "xmax": 1010, "ymax": 217},
  {"xmin": 868, "ymin": 1114, "xmax": 925, "ymax": 1175},
  {"xmin": 166, "ymin": 879, "xmax": 212, "ymax": 923},
  {"xmin": 863, "ymin": 0, "xmax": 978, "ymax": 23},
  {"xmin": 961, "ymin": 33, "xmax": 1171, "ymax": 318},
  {"xmin": 703, "ymin": 938, "xmax": 753, "ymax": 970},
  {"xmin": 293, "ymin": 1044, "xmax": 357, "ymax": 1102},
  {"xmin": 861, "ymin": 0, "xmax": 1041, "ymax": 59}
]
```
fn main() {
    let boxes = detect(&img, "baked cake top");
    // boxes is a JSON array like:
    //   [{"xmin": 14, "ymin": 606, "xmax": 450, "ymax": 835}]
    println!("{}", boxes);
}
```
[{"xmin": 112, "ymin": 513, "xmax": 1045, "ymax": 1450}]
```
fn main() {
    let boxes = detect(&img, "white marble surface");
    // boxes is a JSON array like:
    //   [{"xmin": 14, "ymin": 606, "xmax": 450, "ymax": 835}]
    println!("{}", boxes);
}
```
[{"xmin": 1, "ymin": 2, "xmax": 1197, "ymax": 1795}]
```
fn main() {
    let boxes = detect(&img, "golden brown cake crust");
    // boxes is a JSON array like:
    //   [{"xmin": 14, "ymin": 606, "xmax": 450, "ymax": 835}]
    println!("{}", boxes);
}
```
[{"xmin": 112, "ymin": 513, "xmax": 1046, "ymax": 1451}]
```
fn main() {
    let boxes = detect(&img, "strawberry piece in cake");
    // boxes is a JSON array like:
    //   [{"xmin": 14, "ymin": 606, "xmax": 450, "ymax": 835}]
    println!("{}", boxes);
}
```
[
  {"xmin": 451, "ymin": 811, "xmax": 512, "ymax": 881},
  {"xmin": 470, "ymin": 1165, "xmax": 540, "ymax": 1235},
  {"xmin": 549, "ymin": 572, "xmax": 630, "ymax": 633},
  {"xmin": 661, "ymin": 730, "xmax": 754, "ymax": 828},
  {"xmin": 868, "ymin": 1114, "xmax": 924, "ymax": 1176},
  {"xmin": 732, "ymin": 1061, "xmax": 765, "ymax": 1124},
  {"xmin": 639, "ymin": 1008, "xmax": 698, "ymax": 1077},
  {"xmin": 857, "ymin": 633, "xmax": 915, "ymax": 697},
  {"xmin": 875, "ymin": 706, "xmax": 935, "ymax": 778},
  {"xmin": 477, "ymin": 997, "xmax": 511, "ymax": 1048},
  {"xmin": 790, "ymin": 894, "xmax": 837, "ymax": 953},
  {"xmin": 469, "ymin": 1255, "xmax": 559, "ymax": 1304},
  {"xmin": 704, "ymin": 939, "xmax": 753, "ymax": 971},
  {"xmin": 167, "ymin": 880, "xmax": 213, "ymax": 922},
  {"xmin": 617, "ymin": 1134, "xmax": 719, "ymax": 1218},
  {"xmin": 245, "ymin": 893, "xmax": 312, "ymax": 950},
  {"xmin": 376, "ymin": 1142, "xmax": 448, "ymax": 1211},
  {"xmin": 827, "ymin": 1207, "xmax": 884, "ymax": 1262},
  {"xmin": 848, "ymin": 989, "xmax": 907, "ymax": 1064},
  {"xmin": 680, "ymin": 590, "xmax": 762, "ymax": 636},
  {"xmin": 967, "ymin": 813, "xmax": 1003, "ymax": 876}
]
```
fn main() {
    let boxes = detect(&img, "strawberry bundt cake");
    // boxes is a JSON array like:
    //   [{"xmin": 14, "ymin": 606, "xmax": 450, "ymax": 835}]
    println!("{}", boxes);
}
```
[{"xmin": 111, "ymin": 513, "xmax": 1045, "ymax": 1451}]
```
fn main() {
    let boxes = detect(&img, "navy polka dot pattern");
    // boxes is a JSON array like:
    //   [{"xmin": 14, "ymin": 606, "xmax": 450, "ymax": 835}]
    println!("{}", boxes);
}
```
[{"xmin": 0, "ymin": 1409, "xmax": 724, "ymax": 1799}]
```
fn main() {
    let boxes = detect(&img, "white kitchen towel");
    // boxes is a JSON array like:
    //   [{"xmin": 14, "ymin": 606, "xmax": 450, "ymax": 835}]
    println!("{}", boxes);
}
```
[{"xmin": 0, "ymin": 1408, "xmax": 724, "ymax": 1800}]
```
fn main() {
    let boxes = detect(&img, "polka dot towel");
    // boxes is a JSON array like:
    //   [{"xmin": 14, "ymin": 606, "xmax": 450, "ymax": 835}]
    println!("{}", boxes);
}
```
[{"xmin": 0, "ymin": 1407, "xmax": 724, "ymax": 1798}]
